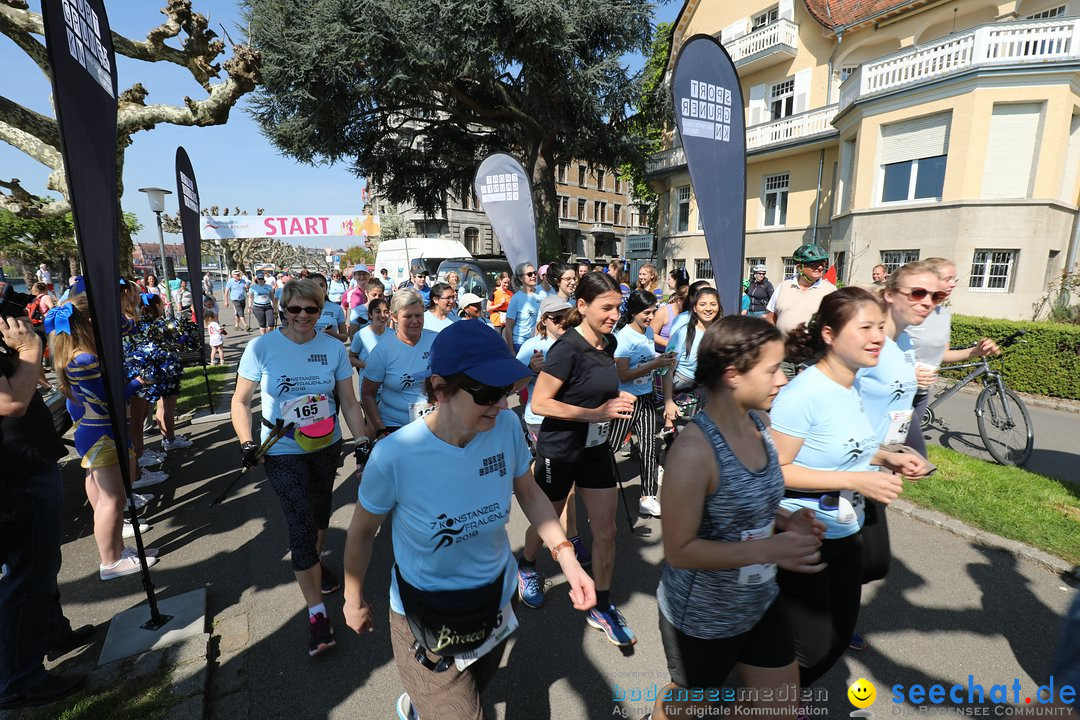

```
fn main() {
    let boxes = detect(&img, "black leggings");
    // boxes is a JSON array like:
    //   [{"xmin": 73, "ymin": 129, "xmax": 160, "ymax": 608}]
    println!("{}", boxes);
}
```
[
  {"xmin": 906, "ymin": 390, "xmax": 930, "ymax": 457},
  {"xmin": 263, "ymin": 440, "xmax": 342, "ymax": 571},
  {"xmin": 777, "ymin": 532, "xmax": 863, "ymax": 687},
  {"xmin": 607, "ymin": 393, "xmax": 660, "ymax": 497}
]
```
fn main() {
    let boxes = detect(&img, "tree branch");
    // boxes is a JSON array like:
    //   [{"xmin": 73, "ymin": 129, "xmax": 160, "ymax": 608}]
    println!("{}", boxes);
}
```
[
  {"xmin": 0, "ymin": 177, "xmax": 69, "ymax": 217},
  {"xmin": 0, "ymin": 2, "xmax": 50, "ymax": 77},
  {"xmin": 0, "ymin": 94, "xmax": 60, "ymax": 149}
]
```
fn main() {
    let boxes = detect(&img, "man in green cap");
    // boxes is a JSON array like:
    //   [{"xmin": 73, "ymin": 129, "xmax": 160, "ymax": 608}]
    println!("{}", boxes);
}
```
[{"xmin": 765, "ymin": 243, "xmax": 836, "ymax": 336}]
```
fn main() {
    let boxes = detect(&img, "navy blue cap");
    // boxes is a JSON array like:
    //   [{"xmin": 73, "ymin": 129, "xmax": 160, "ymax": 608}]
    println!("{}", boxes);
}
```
[{"xmin": 430, "ymin": 321, "xmax": 532, "ymax": 387}]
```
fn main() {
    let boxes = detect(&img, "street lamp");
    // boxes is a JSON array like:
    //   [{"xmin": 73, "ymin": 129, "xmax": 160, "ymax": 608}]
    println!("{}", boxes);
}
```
[
  {"xmin": 214, "ymin": 238, "xmax": 225, "ymax": 298},
  {"xmin": 139, "ymin": 186, "xmax": 173, "ymax": 314}
]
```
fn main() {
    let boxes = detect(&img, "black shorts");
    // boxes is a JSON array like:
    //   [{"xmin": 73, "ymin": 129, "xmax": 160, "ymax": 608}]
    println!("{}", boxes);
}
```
[
  {"xmin": 534, "ymin": 444, "xmax": 615, "ymax": 501},
  {"xmin": 659, "ymin": 597, "xmax": 794, "ymax": 691},
  {"xmin": 231, "ymin": 298, "xmax": 246, "ymax": 313}
]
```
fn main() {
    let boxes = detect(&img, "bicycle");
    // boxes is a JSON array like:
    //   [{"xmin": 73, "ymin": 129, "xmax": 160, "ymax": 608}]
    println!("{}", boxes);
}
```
[{"xmin": 921, "ymin": 330, "xmax": 1033, "ymax": 466}]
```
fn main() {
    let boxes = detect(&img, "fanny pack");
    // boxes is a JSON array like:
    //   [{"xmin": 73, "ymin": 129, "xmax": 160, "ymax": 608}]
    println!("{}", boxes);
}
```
[{"xmin": 395, "ymin": 564, "xmax": 504, "ymax": 670}]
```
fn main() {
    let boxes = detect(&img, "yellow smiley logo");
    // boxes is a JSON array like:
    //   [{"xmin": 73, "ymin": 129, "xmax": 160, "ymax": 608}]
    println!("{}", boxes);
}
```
[{"xmin": 848, "ymin": 678, "xmax": 876, "ymax": 708}]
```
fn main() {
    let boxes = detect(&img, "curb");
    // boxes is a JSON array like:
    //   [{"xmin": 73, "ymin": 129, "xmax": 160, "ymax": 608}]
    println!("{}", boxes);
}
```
[{"xmin": 890, "ymin": 499, "xmax": 1073, "ymax": 576}]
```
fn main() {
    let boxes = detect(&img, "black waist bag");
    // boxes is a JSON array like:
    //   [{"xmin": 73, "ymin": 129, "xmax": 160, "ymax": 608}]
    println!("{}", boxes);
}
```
[{"xmin": 395, "ymin": 565, "xmax": 504, "ymax": 658}]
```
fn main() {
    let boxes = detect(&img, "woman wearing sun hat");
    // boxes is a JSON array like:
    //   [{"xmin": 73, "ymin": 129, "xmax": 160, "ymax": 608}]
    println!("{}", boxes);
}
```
[{"xmin": 232, "ymin": 278, "xmax": 369, "ymax": 657}]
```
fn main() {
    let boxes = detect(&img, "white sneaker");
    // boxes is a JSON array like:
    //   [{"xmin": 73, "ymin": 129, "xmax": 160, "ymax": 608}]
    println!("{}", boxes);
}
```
[
  {"xmin": 127, "ymin": 493, "xmax": 154, "ymax": 510},
  {"xmin": 657, "ymin": 466, "xmax": 664, "ymax": 487},
  {"xmin": 161, "ymin": 435, "xmax": 193, "ymax": 450},
  {"xmin": 639, "ymin": 495, "xmax": 661, "ymax": 518},
  {"xmin": 100, "ymin": 554, "xmax": 158, "ymax": 580},
  {"xmin": 122, "ymin": 520, "xmax": 151, "ymax": 538},
  {"xmin": 131, "ymin": 470, "xmax": 168, "ymax": 490},
  {"xmin": 122, "ymin": 545, "xmax": 159, "ymax": 559}
]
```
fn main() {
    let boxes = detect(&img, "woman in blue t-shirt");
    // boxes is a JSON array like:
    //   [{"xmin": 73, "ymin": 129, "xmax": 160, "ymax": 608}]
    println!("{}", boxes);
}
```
[
  {"xmin": 348, "ymin": 297, "xmax": 390, "ymax": 374},
  {"xmin": 309, "ymin": 273, "xmax": 348, "ymax": 343},
  {"xmin": 652, "ymin": 316, "xmax": 825, "ymax": 720},
  {"xmin": 610, "ymin": 290, "xmax": 675, "ymax": 518},
  {"xmin": 342, "ymin": 321, "xmax": 595, "ymax": 720},
  {"xmin": 662, "ymin": 286, "xmax": 721, "ymax": 429},
  {"xmin": 770, "ymin": 287, "xmax": 930, "ymax": 686}
]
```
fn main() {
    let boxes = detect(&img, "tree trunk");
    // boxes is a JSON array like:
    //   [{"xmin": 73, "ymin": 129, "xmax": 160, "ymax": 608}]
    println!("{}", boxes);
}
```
[
  {"xmin": 116, "ymin": 148, "xmax": 133, "ymax": 275},
  {"xmin": 526, "ymin": 146, "xmax": 562, "ymax": 263}
]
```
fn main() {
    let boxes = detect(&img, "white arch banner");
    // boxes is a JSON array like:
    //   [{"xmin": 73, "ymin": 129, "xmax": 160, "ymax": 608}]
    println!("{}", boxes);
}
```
[{"xmin": 201, "ymin": 213, "xmax": 380, "ymax": 240}]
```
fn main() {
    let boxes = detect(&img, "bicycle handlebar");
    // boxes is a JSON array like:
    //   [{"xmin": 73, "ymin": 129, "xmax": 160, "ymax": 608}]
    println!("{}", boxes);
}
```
[{"xmin": 1000, "ymin": 329, "xmax": 1026, "ymax": 348}]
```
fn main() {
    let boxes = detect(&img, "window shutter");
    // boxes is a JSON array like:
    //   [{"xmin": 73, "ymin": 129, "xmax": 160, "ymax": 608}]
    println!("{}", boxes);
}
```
[
  {"xmin": 779, "ymin": 0, "xmax": 795, "ymax": 21},
  {"xmin": 981, "ymin": 103, "xmax": 1042, "ymax": 200},
  {"xmin": 748, "ymin": 84, "xmax": 767, "ymax": 127},
  {"xmin": 721, "ymin": 18, "xmax": 747, "ymax": 45},
  {"xmin": 793, "ymin": 69, "xmax": 812, "ymax": 114},
  {"xmin": 879, "ymin": 113, "xmax": 951, "ymax": 165}
]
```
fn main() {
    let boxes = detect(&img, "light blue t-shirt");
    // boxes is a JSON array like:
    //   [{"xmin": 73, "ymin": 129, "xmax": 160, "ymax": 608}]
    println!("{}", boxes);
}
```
[
  {"xmin": 614, "ymin": 324, "xmax": 657, "ymax": 396},
  {"xmin": 668, "ymin": 320, "xmax": 704, "ymax": 380},
  {"xmin": 314, "ymin": 302, "xmax": 346, "ymax": 333},
  {"xmin": 423, "ymin": 310, "xmax": 457, "ymax": 333},
  {"xmin": 249, "ymin": 282, "xmax": 273, "ymax": 306},
  {"xmin": 350, "ymin": 324, "xmax": 390, "ymax": 364},
  {"xmin": 515, "ymin": 335, "xmax": 556, "ymax": 426},
  {"xmin": 225, "ymin": 278, "xmax": 249, "ymax": 301},
  {"xmin": 349, "ymin": 304, "xmax": 369, "ymax": 324},
  {"xmin": 855, "ymin": 335, "xmax": 918, "ymax": 444},
  {"xmin": 358, "ymin": 409, "xmax": 532, "ymax": 614},
  {"xmin": 236, "ymin": 330, "xmax": 353, "ymax": 455},
  {"xmin": 667, "ymin": 310, "xmax": 690, "ymax": 342},
  {"xmin": 506, "ymin": 291, "xmax": 542, "ymax": 347},
  {"xmin": 362, "ymin": 330, "xmax": 438, "ymax": 428},
  {"xmin": 770, "ymin": 365, "xmax": 880, "ymax": 539}
]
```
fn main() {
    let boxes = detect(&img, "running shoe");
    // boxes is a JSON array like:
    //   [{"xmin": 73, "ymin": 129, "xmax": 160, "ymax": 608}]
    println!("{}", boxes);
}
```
[
  {"xmin": 586, "ymin": 604, "xmax": 637, "ymax": 647},
  {"xmin": 569, "ymin": 535, "xmax": 591, "ymax": 567},
  {"xmin": 122, "ymin": 545, "xmax": 159, "ymax": 559},
  {"xmin": 137, "ymin": 453, "xmax": 162, "ymax": 468},
  {"xmin": 639, "ymin": 495, "xmax": 661, "ymax": 518},
  {"xmin": 320, "ymin": 562, "xmax": 340, "ymax": 595},
  {"xmin": 849, "ymin": 631, "xmax": 869, "ymax": 651},
  {"xmin": 128, "ymin": 492, "xmax": 154, "ymax": 510},
  {"xmin": 517, "ymin": 567, "xmax": 546, "ymax": 608},
  {"xmin": 131, "ymin": 470, "xmax": 168, "ymax": 490},
  {"xmin": 161, "ymin": 435, "xmax": 193, "ymax": 451},
  {"xmin": 122, "ymin": 520, "xmax": 150, "ymax": 539},
  {"xmin": 100, "ymin": 554, "xmax": 157, "ymax": 580},
  {"xmin": 396, "ymin": 692, "xmax": 420, "ymax": 720},
  {"xmin": 308, "ymin": 612, "xmax": 335, "ymax": 656}
]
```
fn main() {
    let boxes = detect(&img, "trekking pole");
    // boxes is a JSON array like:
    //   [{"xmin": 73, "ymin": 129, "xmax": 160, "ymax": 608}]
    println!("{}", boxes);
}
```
[
  {"xmin": 607, "ymin": 445, "xmax": 636, "ymax": 534},
  {"xmin": 211, "ymin": 419, "xmax": 294, "ymax": 505}
]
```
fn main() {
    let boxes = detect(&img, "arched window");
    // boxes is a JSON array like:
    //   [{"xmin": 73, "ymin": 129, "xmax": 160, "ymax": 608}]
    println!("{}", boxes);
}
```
[{"xmin": 464, "ymin": 226, "xmax": 480, "ymax": 255}]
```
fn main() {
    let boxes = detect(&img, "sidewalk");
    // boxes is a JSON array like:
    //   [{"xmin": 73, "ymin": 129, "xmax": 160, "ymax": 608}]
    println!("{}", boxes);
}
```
[{"xmin": 9, "ymin": 325, "xmax": 1076, "ymax": 719}]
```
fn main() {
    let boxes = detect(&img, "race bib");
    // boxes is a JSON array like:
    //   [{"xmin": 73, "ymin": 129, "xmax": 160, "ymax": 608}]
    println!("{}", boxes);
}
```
[
  {"xmin": 453, "ymin": 602, "xmax": 518, "ymax": 671},
  {"xmin": 585, "ymin": 421, "xmax": 611, "ymax": 448},
  {"xmin": 738, "ymin": 521, "xmax": 777, "ymax": 585},
  {"xmin": 280, "ymin": 394, "xmax": 331, "ymax": 428},
  {"xmin": 884, "ymin": 409, "xmax": 913, "ymax": 445},
  {"xmin": 409, "ymin": 400, "xmax": 437, "ymax": 422}
]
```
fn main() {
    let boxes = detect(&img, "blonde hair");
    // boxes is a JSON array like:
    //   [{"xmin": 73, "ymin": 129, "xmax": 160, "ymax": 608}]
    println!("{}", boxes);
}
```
[
  {"xmin": 638, "ymin": 263, "xmax": 660, "ymax": 292},
  {"xmin": 923, "ymin": 257, "xmax": 957, "ymax": 277},
  {"xmin": 48, "ymin": 294, "xmax": 97, "ymax": 401},
  {"xmin": 204, "ymin": 309, "xmax": 217, "ymax": 324},
  {"xmin": 280, "ymin": 278, "xmax": 324, "ymax": 310},
  {"xmin": 390, "ymin": 288, "xmax": 423, "ymax": 316},
  {"xmin": 886, "ymin": 260, "xmax": 939, "ymax": 293}
]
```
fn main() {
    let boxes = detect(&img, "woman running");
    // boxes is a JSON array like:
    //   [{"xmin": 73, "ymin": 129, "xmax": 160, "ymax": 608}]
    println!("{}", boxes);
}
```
[
  {"xmin": 232, "ymin": 278, "xmax": 368, "ymax": 655},
  {"xmin": 423, "ymin": 282, "xmax": 457, "ymax": 333},
  {"xmin": 249, "ymin": 274, "xmax": 277, "ymax": 335},
  {"xmin": 662, "ymin": 286, "xmax": 721, "ymax": 428},
  {"xmin": 636, "ymin": 263, "xmax": 663, "ymax": 301},
  {"xmin": 488, "ymin": 272, "xmax": 512, "ymax": 329},
  {"xmin": 342, "ymin": 321, "xmax": 595, "ymax": 720},
  {"xmin": 652, "ymin": 316, "xmax": 825, "ymax": 720},
  {"xmin": 610, "ymin": 290, "xmax": 675, "ymax": 518},
  {"xmin": 310, "ymin": 273, "xmax": 349, "ymax": 343},
  {"xmin": 348, "ymin": 297, "xmax": 390, "ymax": 375},
  {"xmin": 519, "ymin": 272, "xmax": 638, "ymax": 646},
  {"xmin": 362, "ymin": 290, "xmax": 439, "ymax": 436},
  {"xmin": 770, "ymin": 287, "xmax": 929, "ymax": 686},
  {"xmin": 550, "ymin": 263, "xmax": 578, "ymax": 302}
]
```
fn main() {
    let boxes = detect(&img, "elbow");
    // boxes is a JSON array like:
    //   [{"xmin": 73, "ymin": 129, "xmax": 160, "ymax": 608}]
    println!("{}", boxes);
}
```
[{"xmin": 0, "ymin": 400, "xmax": 29, "ymax": 417}]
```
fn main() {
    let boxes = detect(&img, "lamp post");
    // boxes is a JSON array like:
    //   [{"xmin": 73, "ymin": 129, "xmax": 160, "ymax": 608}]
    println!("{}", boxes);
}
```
[
  {"xmin": 214, "ymin": 238, "xmax": 225, "ymax": 299},
  {"xmin": 139, "ymin": 187, "xmax": 174, "ymax": 315}
]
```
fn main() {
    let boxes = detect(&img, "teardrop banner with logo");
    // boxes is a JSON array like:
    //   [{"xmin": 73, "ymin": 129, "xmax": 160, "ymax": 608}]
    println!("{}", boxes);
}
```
[
  {"xmin": 176, "ymin": 146, "xmax": 215, "ymax": 413},
  {"xmin": 41, "ymin": 0, "xmax": 168, "ymax": 628},
  {"xmin": 474, "ymin": 153, "xmax": 538, "ymax": 271},
  {"xmin": 671, "ymin": 35, "xmax": 747, "ymax": 317}
]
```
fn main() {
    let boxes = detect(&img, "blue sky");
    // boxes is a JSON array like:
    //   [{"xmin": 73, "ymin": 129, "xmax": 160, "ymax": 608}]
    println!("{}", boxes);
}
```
[{"xmin": 1, "ymin": 1, "xmax": 680, "ymax": 250}]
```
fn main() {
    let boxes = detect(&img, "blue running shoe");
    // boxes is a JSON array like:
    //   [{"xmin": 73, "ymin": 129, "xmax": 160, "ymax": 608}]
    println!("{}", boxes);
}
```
[
  {"xmin": 517, "ymin": 567, "xmax": 546, "ymax": 608},
  {"xmin": 396, "ymin": 692, "xmax": 419, "ymax": 719},
  {"xmin": 849, "ymin": 631, "xmax": 868, "ymax": 651},
  {"xmin": 587, "ymin": 604, "xmax": 637, "ymax": 646},
  {"xmin": 569, "ymin": 535, "xmax": 591, "ymax": 567}
]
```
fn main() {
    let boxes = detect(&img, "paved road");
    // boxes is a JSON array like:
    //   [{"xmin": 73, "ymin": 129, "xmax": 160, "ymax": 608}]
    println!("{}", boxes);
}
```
[{"xmin": 26, "ymin": 329, "xmax": 1079, "ymax": 720}]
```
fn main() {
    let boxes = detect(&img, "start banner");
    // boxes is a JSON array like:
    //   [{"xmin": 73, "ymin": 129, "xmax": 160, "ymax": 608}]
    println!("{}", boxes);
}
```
[{"xmin": 201, "ymin": 214, "xmax": 381, "ymax": 240}]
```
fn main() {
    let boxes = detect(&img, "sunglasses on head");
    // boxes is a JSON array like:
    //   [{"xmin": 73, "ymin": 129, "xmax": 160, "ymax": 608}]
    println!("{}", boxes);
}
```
[
  {"xmin": 285, "ymin": 305, "xmax": 320, "ymax": 315},
  {"xmin": 460, "ymin": 382, "xmax": 515, "ymax": 406},
  {"xmin": 897, "ymin": 287, "xmax": 948, "ymax": 304}
]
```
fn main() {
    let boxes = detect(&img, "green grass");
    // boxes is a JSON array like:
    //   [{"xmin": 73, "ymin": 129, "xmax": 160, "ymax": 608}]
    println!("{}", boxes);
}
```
[
  {"xmin": 902, "ymin": 446, "xmax": 1080, "ymax": 564},
  {"xmin": 176, "ymin": 364, "xmax": 233, "ymax": 415},
  {"xmin": 20, "ymin": 667, "xmax": 176, "ymax": 720}
]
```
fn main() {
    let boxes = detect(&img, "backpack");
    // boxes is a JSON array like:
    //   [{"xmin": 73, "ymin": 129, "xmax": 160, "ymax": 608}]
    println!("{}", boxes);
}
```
[{"xmin": 27, "ymin": 295, "xmax": 47, "ymax": 326}]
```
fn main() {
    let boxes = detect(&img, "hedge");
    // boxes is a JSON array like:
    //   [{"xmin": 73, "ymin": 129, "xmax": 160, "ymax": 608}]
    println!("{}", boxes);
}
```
[{"xmin": 943, "ymin": 315, "xmax": 1080, "ymax": 400}]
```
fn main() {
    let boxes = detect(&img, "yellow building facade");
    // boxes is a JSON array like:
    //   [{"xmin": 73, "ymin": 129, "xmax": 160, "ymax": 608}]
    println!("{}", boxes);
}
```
[{"xmin": 647, "ymin": 0, "xmax": 1080, "ymax": 319}]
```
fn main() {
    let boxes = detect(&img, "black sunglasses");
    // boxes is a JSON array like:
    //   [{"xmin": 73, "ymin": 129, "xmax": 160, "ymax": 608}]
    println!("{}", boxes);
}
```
[
  {"xmin": 522, "ymin": 271, "xmax": 536, "ymax": 277},
  {"xmin": 460, "ymin": 382, "xmax": 515, "ymax": 406},
  {"xmin": 545, "ymin": 312, "xmax": 567, "ymax": 324},
  {"xmin": 897, "ymin": 287, "xmax": 948, "ymax": 304},
  {"xmin": 285, "ymin": 305, "xmax": 320, "ymax": 315}
]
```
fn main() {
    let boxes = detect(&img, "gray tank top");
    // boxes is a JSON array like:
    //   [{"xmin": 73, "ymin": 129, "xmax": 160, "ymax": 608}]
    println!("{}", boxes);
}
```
[{"xmin": 657, "ymin": 410, "xmax": 784, "ymax": 639}]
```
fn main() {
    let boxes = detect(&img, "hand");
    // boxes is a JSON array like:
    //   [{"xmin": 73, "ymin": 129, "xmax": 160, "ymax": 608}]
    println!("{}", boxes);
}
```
[
  {"xmin": 0, "ymin": 316, "xmax": 41, "ymax": 356},
  {"xmin": 240, "ymin": 441, "xmax": 261, "ymax": 468},
  {"xmin": 528, "ymin": 350, "xmax": 544, "ymax": 374},
  {"xmin": 915, "ymin": 365, "xmax": 938, "ymax": 389},
  {"xmin": 971, "ymin": 338, "xmax": 1000, "ymax": 358},
  {"xmin": 343, "ymin": 598, "xmax": 376, "ymax": 634},
  {"xmin": 664, "ymin": 400, "xmax": 680, "ymax": 424},
  {"xmin": 651, "ymin": 353, "xmax": 677, "ymax": 372},
  {"xmin": 560, "ymin": 560, "xmax": 597, "ymax": 611},
  {"xmin": 766, "ymin": 531, "xmax": 826, "ymax": 574},
  {"xmin": 594, "ymin": 392, "xmax": 635, "ymax": 422},
  {"xmin": 781, "ymin": 508, "xmax": 826, "ymax": 540},
  {"xmin": 850, "ymin": 470, "xmax": 904, "ymax": 504},
  {"xmin": 879, "ymin": 451, "xmax": 930, "ymax": 480}
]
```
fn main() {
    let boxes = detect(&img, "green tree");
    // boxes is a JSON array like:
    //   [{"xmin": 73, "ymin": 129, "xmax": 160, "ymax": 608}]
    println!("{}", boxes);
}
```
[
  {"xmin": 377, "ymin": 205, "xmax": 408, "ymax": 242},
  {"xmin": 623, "ymin": 20, "xmax": 673, "ymax": 233},
  {"xmin": 246, "ymin": 0, "xmax": 654, "ymax": 261},
  {"xmin": 341, "ymin": 244, "xmax": 374, "ymax": 267}
]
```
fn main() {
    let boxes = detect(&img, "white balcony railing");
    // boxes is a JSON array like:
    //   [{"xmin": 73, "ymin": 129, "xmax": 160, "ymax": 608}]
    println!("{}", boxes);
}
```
[
  {"xmin": 747, "ymin": 104, "xmax": 839, "ymax": 150},
  {"xmin": 645, "ymin": 146, "xmax": 686, "ymax": 175},
  {"xmin": 840, "ymin": 18, "xmax": 1080, "ymax": 111},
  {"xmin": 727, "ymin": 18, "xmax": 799, "ymax": 65},
  {"xmin": 591, "ymin": 221, "xmax": 615, "ymax": 233}
]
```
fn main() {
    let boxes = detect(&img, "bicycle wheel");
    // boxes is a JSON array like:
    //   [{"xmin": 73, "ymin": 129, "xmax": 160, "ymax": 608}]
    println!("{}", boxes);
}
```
[
  {"xmin": 976, "ymin": 385, "xmax": 1033, "ymax": 466},
  {"xmin": 921, "ymin": 405, "xmax": 936, "ymax": 431}
]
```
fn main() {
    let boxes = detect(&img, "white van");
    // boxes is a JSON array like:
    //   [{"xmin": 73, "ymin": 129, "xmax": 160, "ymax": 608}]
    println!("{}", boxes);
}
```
[{"xmin": 373, "ymin": 238, "xmax": 472, "ymax": 286}]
